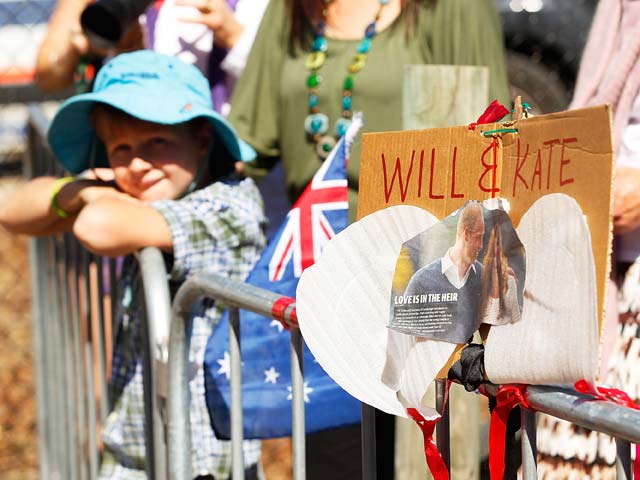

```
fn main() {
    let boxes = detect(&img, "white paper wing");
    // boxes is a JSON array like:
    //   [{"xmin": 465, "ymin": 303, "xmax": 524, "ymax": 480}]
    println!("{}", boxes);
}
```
[
  {"xmin": 484, "ymin": 193, "xmax": 599, "ymax": 385},
  {"xmin": 297, "ymin": 205, "xmax": 456, "ymax": 418}
]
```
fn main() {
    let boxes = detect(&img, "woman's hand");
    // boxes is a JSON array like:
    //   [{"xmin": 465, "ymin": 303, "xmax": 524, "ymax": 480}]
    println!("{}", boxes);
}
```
[
  {"xmin": 613, "ymin": 166, "xmax": 640, "ymax": 234},
  {"xmin": 176, "ymin": 0, "xmax": 244, "ymax": 50},
  {"xmin": 490, "ymin": 260, "xmax": 500, "ymax": 298}
]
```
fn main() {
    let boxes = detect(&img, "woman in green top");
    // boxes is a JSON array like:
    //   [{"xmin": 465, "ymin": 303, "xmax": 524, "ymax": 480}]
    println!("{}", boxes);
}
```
[{"xmin": 229, "ymin": 0, "xmax": 510, "ymax": 216}]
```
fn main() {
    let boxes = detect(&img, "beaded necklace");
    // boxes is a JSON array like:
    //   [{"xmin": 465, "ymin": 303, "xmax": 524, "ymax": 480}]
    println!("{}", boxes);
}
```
[{"xmin": 304, "ymin": 0, "xmax": 389, "ymax": 158}]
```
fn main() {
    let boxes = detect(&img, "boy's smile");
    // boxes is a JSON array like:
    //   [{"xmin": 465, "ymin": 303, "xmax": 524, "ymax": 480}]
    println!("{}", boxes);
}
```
[{"xmin": 94, "ymin": 115, "xmax": 212, "ymax": 202}]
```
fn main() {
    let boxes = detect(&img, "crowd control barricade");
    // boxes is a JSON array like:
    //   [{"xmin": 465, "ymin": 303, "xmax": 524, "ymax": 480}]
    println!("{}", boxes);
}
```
[
  {"xmin": 167, "ymin": 273, "xmax": 307, "ymax": 480},
  {"xmin": 25, "ymin": 105, "xmax": 170, "ymax": 480}
]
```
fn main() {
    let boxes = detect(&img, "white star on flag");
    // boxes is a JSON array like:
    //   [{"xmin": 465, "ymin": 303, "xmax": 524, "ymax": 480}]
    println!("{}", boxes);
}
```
[
  {"xmin": 217, "ymin": 351, "xmax": 231, "ymax": 380},
  {"xmin": 270, "ymin": 319, "xmax": 285, "ymax": 333},
  {"xmin": 287, "ymin": 381, "xmax": 314, "ymax": 403},
  {"xmin": 264, "ymin": 367, "xmax": 280, "ymax": 384}
]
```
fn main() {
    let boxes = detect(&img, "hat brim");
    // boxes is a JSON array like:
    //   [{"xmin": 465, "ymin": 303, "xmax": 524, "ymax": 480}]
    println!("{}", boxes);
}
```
[{"xmin": 47, "ymin": 83, "xmax": 256, "ymax": 174}]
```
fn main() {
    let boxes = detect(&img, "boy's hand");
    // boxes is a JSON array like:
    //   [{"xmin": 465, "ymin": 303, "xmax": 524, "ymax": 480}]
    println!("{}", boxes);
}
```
[
  {"xmin": 78, "ymin": 184, "xmax": 138, "ymax": 206},
  {"xmin": 57, "ymin": 179, "xmax": 136, "ymax": 214}
]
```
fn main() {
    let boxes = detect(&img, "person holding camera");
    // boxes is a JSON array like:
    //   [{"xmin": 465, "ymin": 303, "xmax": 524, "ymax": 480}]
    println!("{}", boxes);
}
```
[
  {"xmin": 35, "ymin": 0, "xmax": 144, "ymax": 92},
  {"xmin": 35, "ymin": 0, "xmax": 267, "ymax": 106}
]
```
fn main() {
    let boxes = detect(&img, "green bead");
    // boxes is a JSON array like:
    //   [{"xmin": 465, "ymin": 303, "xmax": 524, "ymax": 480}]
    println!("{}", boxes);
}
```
[
  {"xmin": 322, "ymin": 142, "xmax": 332, "ymax": 152},
  {"xmin": 307, "ymin": 74, "xmax": 319, "ymax": 88},
  {"xmin": 343, "ymin": 75, "xmax": 353, "ymax": 90}
]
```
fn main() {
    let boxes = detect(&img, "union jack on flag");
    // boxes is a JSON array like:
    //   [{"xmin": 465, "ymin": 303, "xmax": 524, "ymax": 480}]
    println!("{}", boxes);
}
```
[
  {"xmin": 268, "ymin": 138, "xmax": 350, "ymax": 281},
  {"xmin": 204, "ymin": 115, "xmax": 363, "ymax": 439}
]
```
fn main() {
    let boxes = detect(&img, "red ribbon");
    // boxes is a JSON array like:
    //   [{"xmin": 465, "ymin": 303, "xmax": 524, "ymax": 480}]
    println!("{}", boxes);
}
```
[
  {"xmin": 489, "ymin": 385, "xmax": 531, "ymax": 480},
  {"xmin": 574, "ymin": 379, "xmax": 640, "ymax": 410},
  {"xmin": 271, "ymin": 297, "xmax": 297, "ymax": 330},
  {"xmin": 406, "ymin": 408, "xmax": 449, "ymax": 480},
  {"xmin": 574, "ymin": 379, "xmax": 640, "ymax": 476},
  {"xmin": 468, "ymin": 100, "xmax": 510, "ymax": 131}
]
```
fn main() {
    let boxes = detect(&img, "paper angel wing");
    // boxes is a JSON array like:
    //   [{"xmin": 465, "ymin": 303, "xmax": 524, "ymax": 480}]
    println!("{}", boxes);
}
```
[
  {"xmin": 296, "ymin": 205, "xmax": 457, "ymax": 419},
  {"xmin": 484, "ymin": 193, "xmax": 599, "ymax": 385}
]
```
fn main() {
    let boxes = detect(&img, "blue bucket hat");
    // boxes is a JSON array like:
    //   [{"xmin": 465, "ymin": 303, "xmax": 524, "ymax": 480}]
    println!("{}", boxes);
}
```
[{"xmin": 47, "ymin": 50, "xmax": 255, "ymax": 174}]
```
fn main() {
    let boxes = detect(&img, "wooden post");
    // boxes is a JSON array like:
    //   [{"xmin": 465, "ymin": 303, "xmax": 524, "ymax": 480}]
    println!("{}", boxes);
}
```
[{"xmin": 402, "ymin": 65, "xmax": 490, "ymax": 130}]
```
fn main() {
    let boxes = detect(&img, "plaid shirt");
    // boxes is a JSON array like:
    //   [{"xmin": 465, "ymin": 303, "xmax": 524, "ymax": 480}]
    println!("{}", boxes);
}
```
[{"xmin": 100, "ymin": 176, "xmax": 266, "ymax": 480}]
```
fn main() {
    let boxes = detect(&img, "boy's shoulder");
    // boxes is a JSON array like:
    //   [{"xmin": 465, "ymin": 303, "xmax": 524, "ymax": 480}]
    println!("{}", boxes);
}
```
[{"xmin": 181, "ymin": 174, "xmax": 263, "ymax": 212}]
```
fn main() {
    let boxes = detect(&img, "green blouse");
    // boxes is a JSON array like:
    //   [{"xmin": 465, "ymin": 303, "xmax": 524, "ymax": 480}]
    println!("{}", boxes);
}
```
[{"xmin": 229, "ymin": 0, "xmax": 510, "ymax": 214}]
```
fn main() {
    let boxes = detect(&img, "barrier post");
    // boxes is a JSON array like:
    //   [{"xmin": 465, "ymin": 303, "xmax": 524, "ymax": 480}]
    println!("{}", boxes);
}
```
[
  {"xmin": 136, "ymin": 247, "xmax": 172, "ymax": 480},
  {"xmin": 361, "ymin": 404, "xmax": 377, "ymax": 480},
  {"xmin": 615, "ymin": 440, "xmax": 631, "ymax": 480},
  {"xmin": 435, "ymin": 379, "xmax": 451, "ymax": 473},
  {"xmin": 290, "ymin": 327, "xmax": 306, "ymax": 480},
  {"xmin": 520, "ymin": 409, "xmax": 537, "ymax": 479},
  {"xmin": 229, "ymin": 306, "xmax": 245, "ymax": 479}
]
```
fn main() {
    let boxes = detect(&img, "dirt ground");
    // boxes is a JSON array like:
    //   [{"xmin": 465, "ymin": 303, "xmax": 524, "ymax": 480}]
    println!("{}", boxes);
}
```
[{"xmin": 0, "ymin": 177, "xmax": 38, "ymax": 479}]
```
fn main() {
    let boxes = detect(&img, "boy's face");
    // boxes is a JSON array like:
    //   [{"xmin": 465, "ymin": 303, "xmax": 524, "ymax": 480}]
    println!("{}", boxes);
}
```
[{"xmin": 94, "ymin": 115, "xmax": 211, "ymax": 201}]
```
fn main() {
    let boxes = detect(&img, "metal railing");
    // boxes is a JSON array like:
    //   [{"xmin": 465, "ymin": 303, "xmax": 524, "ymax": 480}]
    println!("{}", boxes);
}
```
[
  {"xmin": 522, "ymin": 386, "xmax": 640, "ymax": 479},
  {"xmin": 26, "ymin": 105, "xmax": 171, "ymax": 480},
  {"xmin": 25, "ymin": 102, "xmax": 640, "ymax": 480},
  {"xmin": 167, "ymin": 274, "xmax": 305, "ymax": 480}
]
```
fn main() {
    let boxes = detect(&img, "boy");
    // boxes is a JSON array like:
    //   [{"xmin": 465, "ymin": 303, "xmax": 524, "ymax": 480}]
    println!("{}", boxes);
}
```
[{"xmin": 0, "ymin": 50, "xmax": 265, "ymax": 479}]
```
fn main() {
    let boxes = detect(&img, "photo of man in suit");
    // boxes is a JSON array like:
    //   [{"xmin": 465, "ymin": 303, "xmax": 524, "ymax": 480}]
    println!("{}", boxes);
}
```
[{"xmin": 397, "ymin": 202, "xmax": 485, "ymax": 343}]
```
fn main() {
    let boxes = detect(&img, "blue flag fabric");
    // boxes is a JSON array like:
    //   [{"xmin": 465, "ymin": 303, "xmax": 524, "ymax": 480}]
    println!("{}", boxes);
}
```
[{"xmin": 204, "ymin": 119, "xmax": 363, "ymax": 439}]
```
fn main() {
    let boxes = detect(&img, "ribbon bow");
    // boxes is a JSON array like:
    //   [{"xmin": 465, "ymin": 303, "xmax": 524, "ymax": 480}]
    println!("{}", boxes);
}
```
[{"xmin": 468, "ymin": 100, "xmax": 510, "ymax": 131}]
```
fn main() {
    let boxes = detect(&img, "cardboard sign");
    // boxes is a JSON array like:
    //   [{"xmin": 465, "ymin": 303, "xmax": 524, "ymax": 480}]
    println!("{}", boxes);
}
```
[{"xmin": 357, "ymin": 106, "xmax": 614, "ymax": 328}]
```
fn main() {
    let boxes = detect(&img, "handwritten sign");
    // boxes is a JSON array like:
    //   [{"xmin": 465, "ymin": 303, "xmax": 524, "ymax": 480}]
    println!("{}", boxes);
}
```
[{"xmin": 358, "ymin": 105, "xmax": 614, "ymax": 328}]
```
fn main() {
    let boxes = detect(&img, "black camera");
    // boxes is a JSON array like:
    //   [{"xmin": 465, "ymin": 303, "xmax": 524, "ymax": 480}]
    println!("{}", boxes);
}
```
[{"xmin": 80, "ymin": 0, "xmax": 152, "ymax": 50}]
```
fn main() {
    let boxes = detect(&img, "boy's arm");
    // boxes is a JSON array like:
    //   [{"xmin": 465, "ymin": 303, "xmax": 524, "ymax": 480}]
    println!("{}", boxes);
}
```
[
  {"xmin": 73, "ymin": 197, "xmax": 173, "ymax": 257},
  {"xmin": 0, "ymin": 176, "xmax": 126, "ymax": 237},
  {"xmin": 0, "ymin": 176, "xmax": 78, "ymax": 235}
]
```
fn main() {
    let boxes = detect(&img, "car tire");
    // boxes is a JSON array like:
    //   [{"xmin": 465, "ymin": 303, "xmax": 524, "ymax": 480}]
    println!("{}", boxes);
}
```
[{"xmin": 506, "ymin": 50, "xmax": 572, "ymax": 115}]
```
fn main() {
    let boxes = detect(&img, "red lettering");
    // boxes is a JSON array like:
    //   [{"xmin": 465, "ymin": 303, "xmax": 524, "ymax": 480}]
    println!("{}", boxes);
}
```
[
  {"xmin": 544, "ymin": 139, "xmax": 561, "ymax": 189},
  {"xmin": 560, "ymin": 137, "xmax": 577, "ymax": 186},
  {"xmin": 531, "ymin": 149, "xmax": 543, "ymax": 190},
  {"xmin": 429, "ymin": 148, "xmax": 444, "ymax": 199},
  {"xmin": 450, "ymin": 147, "xmax": 464, "ymax": 199},
  {"xmin": 512, "ymin": 138, "xmax": 529, "ymax": 196},
  {"xmin": 382, "ymin": 151, "xmax": 415, "ymax": 203},
  {"xmin": 417, "ymin": 149, "xmax": 424, "ymax": 198},
  {"xmin": 479, "ymin": 138, "xmax": 500, "ymax": 197}
]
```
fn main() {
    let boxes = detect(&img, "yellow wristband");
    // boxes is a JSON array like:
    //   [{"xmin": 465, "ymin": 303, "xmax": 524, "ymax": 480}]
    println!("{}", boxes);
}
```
[{"xmin": 50, "ymin": 176, "xmax": 75, "ymax": 218}]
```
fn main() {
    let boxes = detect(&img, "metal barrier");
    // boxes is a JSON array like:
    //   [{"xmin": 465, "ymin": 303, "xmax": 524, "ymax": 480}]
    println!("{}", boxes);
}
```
[
  {"xmin": 167, "ymin": 274, "xmax": 306, "ymax": 480},
  {"xmin": 26, "ymin": 106, "xmax": 170, "ymax": 480},
  {"xmin": 522, "ymin": 386, "xmax": 640, "ymax": 480}
]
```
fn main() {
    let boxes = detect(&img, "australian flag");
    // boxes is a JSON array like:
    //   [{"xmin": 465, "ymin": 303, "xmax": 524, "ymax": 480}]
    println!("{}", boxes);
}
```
[{"xmin": 204, "ymin": 116, "xmax": 363, "ymax": 439}]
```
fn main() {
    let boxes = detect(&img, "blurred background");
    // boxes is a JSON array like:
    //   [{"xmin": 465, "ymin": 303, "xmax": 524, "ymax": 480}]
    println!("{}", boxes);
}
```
[{"xmin": 0, "ymin": 0, "xmax": 597, "ymax": 477}]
